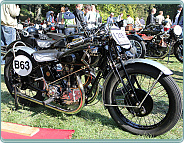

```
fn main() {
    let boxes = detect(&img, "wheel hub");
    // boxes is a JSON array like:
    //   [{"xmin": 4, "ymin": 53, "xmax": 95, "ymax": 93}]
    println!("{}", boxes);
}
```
[{"xmin": 125, "ymin": 89, "xmax": 153, "ymax": 117}]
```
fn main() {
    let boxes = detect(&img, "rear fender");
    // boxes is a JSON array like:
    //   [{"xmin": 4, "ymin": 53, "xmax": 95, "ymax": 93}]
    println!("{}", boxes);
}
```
[
  {"xmin": 3, "ymin": 46, "xmax": 35, "ymax": 60},
  {"xmin": 127, "ymin": 34, "xmax": 144, "ymax": 42}
]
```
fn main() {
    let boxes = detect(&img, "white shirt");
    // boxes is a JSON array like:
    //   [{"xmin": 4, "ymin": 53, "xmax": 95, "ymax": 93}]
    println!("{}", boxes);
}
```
[
  {"xmin": 117, "ymin": 15, "xmax": 122, "ymax": 22},
  {"xmin": 1, "ymin": 4, "xmax": 20, "ymax": 28},
  {"xmin": 164, "ymin": 18, "xmax": 172, "ymax": 28},
  {"xmin": 156, "ymin": 15, "xmax": 165, "ymax": 24},
  {"xmin": 85, "ymin": 11, "xmax": 96, "ymax": 23},
  {"xmin": 126, "ymin": 17, "xmax": 134, "ymax": 25}
]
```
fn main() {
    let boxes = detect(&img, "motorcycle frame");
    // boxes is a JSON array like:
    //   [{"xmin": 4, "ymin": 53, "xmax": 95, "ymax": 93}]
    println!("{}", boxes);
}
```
[{"xmin": 3, "ymin": 25, "xmax": 174, "ymax": 113}]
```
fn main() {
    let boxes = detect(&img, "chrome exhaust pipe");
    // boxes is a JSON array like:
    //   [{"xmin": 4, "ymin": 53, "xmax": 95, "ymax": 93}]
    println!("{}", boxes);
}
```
[{"xmin": 16, "ymin": 92, "xmax": 68, "ymax": 113}]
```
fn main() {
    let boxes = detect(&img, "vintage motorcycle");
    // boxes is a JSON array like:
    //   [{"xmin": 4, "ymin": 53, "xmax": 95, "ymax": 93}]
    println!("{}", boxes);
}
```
[
  {"xmin": 3, "ymin": 23, "xmax": 182, "ymax": 136},
  {"xmin": 136, "ymin": 24, "xmax": 183, "ymax": 62}
]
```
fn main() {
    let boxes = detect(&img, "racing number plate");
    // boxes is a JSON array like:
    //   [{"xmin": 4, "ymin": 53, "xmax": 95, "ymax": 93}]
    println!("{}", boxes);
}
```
[
  {"xmin": 13, "ymin": 55, "xmax": 33, "ymax": 76},
  {"xmin": 111, "ymin": 25, "xmax": 130, "ymax": 49}
]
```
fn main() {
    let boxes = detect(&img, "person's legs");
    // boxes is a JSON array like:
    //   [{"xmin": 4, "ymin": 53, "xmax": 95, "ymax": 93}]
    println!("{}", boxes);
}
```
[
  {"xmin": 1, "ymin": 25, "xmax": 5, "ymax": 46},
  {"xmin": 64, "ymin": 28, "xmax": 69, "ymax": 35},
  {"xmin": 64, "ymin": 28, "xmax": 75, "ymax": 36},
  {"xmin": 1, "ymin": 25, "xmax": 16, "ymax": 46}
]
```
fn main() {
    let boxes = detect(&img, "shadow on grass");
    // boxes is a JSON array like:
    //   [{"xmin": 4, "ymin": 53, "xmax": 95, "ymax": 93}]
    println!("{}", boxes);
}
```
[
  {"xmin": 75, "ymin": 108, "xmax": 118, "ymax": 129},
  {"xmin": 172, "ymin": 70, "xmax": 183, "ymax": 77},
  {"xmin": 1, "ymin": 74, "xmax": 5, "ymax": 83},
  {"xmin": 1, "ymin": 90, "xmax": 67, "ymax": 120},
  {"xmin": 1, "ymin": 90, "xmax": 125, "ymax": 131}
]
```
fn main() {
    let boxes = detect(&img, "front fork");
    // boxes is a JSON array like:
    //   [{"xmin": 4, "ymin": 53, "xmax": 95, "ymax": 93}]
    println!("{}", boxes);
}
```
[{"xmin": 107, "ymin": 44, "xmax": 163, "ymax": 109}]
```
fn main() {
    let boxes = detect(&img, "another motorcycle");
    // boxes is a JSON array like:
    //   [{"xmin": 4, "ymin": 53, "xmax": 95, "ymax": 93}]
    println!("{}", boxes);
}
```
[
  {"xmin": 137, "ymin": 24, "xmax": 183, "ymax": 62},
  {"xmin": 3, "ymin": 23, "xmax": 182, "ymax": 136}
]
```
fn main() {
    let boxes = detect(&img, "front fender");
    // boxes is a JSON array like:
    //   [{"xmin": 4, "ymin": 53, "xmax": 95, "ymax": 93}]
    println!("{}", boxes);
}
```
[
  {"xmin": 102, "ymin": 58, "xmax": 173, "ymax": 105},
  {"xmin": 3, "ymin": 46, "xmax": 36, "ymax": 60}
]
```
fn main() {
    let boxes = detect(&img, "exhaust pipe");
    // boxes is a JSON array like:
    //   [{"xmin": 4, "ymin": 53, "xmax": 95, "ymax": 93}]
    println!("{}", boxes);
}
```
[{"xmin": 16, "ymin": 92, "xmax": 68, "ymax": 113}]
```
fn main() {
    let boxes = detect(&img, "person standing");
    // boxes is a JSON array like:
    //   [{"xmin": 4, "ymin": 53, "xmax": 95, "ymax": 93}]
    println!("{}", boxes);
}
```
[
  {"xmin": 73, "ymin": 4, "xmax": 84, "ymax": 29},
  {"xmin": 164, "ymin": 15, "xmax": 172, "ymax": 31},
  {"xmin": 96, "ymin": 10, "xmax": 102, "ymax": 25},
  {"xmin": 47, "ymin": 11, "xmax": 55, "ymax": 27},
  {"xmin": 126, "ymin": 14, "xmax": 134, "ymax": 25},
  {"xmin": 125, "ymin": 14, "xmax": 134, "ymax": 31},
  {"xmin": 172, "ymin": 5, "xmax": 183, "ymax": 26},
  {"xmin": 57, "ymin": 7, "xmax": 65, "ymax": 33},
  {"xmin": 57, "ymin": 7, "xmax": 65, "ymax": 24},
  {"xmin": 179, "ymin": 16, "xmax": 183, "ymax": 29},
  {"xmin": 156, "ymin": 11, "xmax": 165, "ymax": 24},
  {"xmin": 1, "ymin": 4, "xmax": 20, "ymax": 46},
  {"xmin": 134, "ymin": 17, "xmax": 142, "ymax": 31},
  {"xmin": 107, "ymin": 12, "xmax": 114, "ymax": 23},
  {"xmin": 91, "ymin": 5, "xmax": 98, "ymax": 27},
  {"xmin": 63, "ymin": 7, "xmax": 76, "ymax": 35},
  {"xmin": 117, "ymin": 13, "xmax": 123, "ymax": 22},
  {"xmin": 146, "ymin": 8, "xmax": 157, "ymax": 26},
  {"xmin": 140, "ymin": 17, "xmax": 145, "ymax": 25},
  {"xmin": 84, "ymin": 5, "xmax": 96, "ymax": 29},
  {"xmin": 116, "ymin": 13, "xmax": 127, "ymax": 29},
  {"xmin": 139, "ymin": 17, "xmax": 145, "ymax": 28}
]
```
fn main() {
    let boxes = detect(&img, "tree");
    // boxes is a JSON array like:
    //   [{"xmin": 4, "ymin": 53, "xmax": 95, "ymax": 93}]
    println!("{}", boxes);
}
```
[{"xmin": 35, "ymin": 4, "xmax": 42, "ymax": 22}]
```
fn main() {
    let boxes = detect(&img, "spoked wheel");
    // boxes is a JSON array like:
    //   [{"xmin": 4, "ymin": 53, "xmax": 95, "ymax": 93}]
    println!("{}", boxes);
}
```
[
  {"xmin": 128, "ymin": 37, "xmax": 146, "ymax": 58},
  {"xmin": 105, "ymin": 64, "xmax": 182, "ymax": 136},
  {"xmin": 4, "ymin": 51, "xmax": 44, "ymax": 106},
  {"xmin": 174, "ymin": 39, "xmax": 183, "ymax": 63},
  {"xmin": 146, "ymin": 46, "xmax": 169, "ymax": 59}
]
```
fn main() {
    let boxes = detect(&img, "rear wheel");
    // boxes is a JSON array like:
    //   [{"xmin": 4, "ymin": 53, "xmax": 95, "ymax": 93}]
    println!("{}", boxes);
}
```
[
  {"xmin": 4, "ymin": 51, "xmax": 44, "ymax": 106},
  {"xmin": 105, "ymin": 64, "xmax": 182, "ymax": 136},
  {"xmin": 128, "ymin": 36, "xmax": 146, "ymax": 58}
]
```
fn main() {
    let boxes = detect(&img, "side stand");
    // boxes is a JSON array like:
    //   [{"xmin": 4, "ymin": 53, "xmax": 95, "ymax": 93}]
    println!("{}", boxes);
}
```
[
  {"xmin": 167, "ymin": 45, "xmax": 172, "ymax": 64},
  {"xmin": 13, "ymin": 84, "xmax": 19, "ymax": 110}
]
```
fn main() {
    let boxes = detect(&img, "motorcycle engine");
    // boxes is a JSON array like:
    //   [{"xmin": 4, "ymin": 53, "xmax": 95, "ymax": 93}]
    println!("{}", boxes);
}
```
[
  {"xmin": 45, "ymin": 64, "xmax": 83, "ymax": 109},
  {"xmin": 47, "ymin": 85, "xmax": 81, "ymax": 106},
  {"xmin": 151, "ymin": 33, "xmax": 169, "ymax": 49},
  {"xmin": 61, "ymin": 89, "xmax": 81, "ymax": 105}
]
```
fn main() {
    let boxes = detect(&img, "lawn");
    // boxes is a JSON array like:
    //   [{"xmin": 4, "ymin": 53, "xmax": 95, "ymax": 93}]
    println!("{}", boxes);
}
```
[{"xmin": 1, "ymin": 55, "xmax": 183, "ymax": 140}]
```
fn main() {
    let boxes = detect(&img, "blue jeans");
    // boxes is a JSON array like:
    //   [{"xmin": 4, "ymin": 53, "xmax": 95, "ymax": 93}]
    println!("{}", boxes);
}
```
[
  {"xmin": 64, "ymin": 28, "xmax": 75, "ymax": 36},
  {"xmin": 1, "ymin": 25, "xmax": 16, "ymax": 46}
]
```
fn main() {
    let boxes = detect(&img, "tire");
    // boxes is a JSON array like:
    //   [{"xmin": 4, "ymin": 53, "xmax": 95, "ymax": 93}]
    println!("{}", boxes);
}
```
[
  {"xmin": 174, "ymin": 40, "xmax": 183, "ymax": 63},
  {"xmin": 4, "ymin": 51, "xmax": 44, "ymax": 106},
  {"xmin": 128, "ymin": 36, "xmax": 146, "ymax": 58},
  {"xmin": 105, "ymin": 63, "xmax": 182, "ymax": 136}
]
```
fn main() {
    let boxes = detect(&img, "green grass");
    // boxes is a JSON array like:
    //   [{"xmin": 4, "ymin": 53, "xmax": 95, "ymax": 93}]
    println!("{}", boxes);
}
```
[{"xmin": 1, "ymin": 55, "xmax": 183, "ymax": 140}]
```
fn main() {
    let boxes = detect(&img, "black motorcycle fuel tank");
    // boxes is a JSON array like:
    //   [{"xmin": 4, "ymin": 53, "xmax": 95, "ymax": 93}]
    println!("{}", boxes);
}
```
[{"xmin": 58, "ymin": 43, "xmax": 101, "ymax": 66}]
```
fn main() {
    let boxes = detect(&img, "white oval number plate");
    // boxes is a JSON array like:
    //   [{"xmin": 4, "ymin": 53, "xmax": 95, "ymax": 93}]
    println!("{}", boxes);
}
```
[
  {"xmin": 111, "ymin": 25, "xmax": 130, "ymax": 49},
  {"xmin": 13, "ymin": 55, "xmax": 32, "ymax": 76}
]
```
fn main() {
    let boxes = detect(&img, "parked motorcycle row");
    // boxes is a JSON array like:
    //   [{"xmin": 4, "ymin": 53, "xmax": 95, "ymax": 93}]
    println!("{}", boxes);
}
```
[
  {"xmin": 1, "ymin": 21, "xmax": 183, "ymax": 137},
  {"xmin": 128, "ymin": 23, "xmax": 183, "ymax": 63}
]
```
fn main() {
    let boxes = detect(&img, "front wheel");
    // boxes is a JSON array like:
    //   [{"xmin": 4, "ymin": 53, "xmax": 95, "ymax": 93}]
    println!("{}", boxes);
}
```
[
  {"xmin": 105, "ymin": 64, "xmax": 182, "ymax": 136},
  {"xmin": 174, "ymin": 39, "xmax": 183, "ymax": 63}
]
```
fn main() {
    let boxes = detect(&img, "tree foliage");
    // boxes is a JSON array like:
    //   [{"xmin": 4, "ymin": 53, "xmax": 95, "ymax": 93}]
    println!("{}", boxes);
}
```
[{"xmin": 19, "ymin": 4, "xmax": 179, "ymax": 23}]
